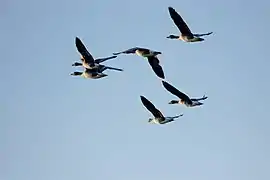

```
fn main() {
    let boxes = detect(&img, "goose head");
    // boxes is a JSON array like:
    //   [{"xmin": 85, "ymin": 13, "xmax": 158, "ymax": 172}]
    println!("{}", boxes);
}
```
[
  {"xmin": 70, "ymin": 72, "xmax": 83, "ymax": 76},
  {"xmin": 72, "ymin": 62, "xmax": 83, "ymax": 66},
  {"xmin": 149, "ymin": 117, "xmax": 153, "ymax": 122},
  {"xmin": 168, "ymin": 100, "xmax": 179, "ymax": 104},
  {"xmin": 166, "ymin": 35, "xmax": 179, "ymax": 39}
]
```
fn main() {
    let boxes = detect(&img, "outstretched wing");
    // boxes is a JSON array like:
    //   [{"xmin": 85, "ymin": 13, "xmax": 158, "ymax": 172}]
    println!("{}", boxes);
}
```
[
  {"xmin": 162, "ymin": 81, "xmax": 192, "ymax": 104},
  {"xmin": 190, "ymin": 95, "xmax": 208, "ymax": 101},
  {"xmin": 168, "ymin": 7, "xmax": 193, "ymax": 36},
  {"xmin": 75, "ymin": 37, "xmax": 95, "ymax": 64},
  {"xmin": 94, "ymin": 55, "xmax": 117, "ymax": 64},
  {"xmin": 140, "ymin": 96, "xmax": 164, "ymax": 118},
  {"xmin": 193, "ymin": 32, "xmax": 213, "ymax": 37},
  {"xmin": 112, "ymin": 47, "xmax": 150, "ymax": 55},
  {"xmin": 147, "ymin": 56, "xmax": 165, "ymax": 79},
  {"xmin": 112, "ymin": 47, "xmax": 138, "ymax": 55}
]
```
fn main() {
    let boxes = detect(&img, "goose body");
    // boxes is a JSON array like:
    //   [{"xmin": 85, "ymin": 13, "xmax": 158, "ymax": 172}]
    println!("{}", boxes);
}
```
[
  {"xmin": 82, "ymin": 71, "xmax": 107, "ymax": 79},
  {"xmin": 74, "ymin": 37, "xmax": 118, "ymax": 69},
  {"xmin": 140, "ymin": 95, "xmax": 183, "ymax": 125},
  {"xmin": 113, "ymin": 47, "xmax": 165, "ymax": 79},
  {"xmin": 162, "ymin": 81, "xmax": 208, "ymax": 107},
  {"xmin": 167, "ymin": 7, "xmax": 213, "ymax": 42},
  {"xmin": 70, "ymin": 69, "xmax": 108, "ymax": 79},
  {"xmin": 70, "ymin": 64, "xmax": 123, "ymax": 79}
]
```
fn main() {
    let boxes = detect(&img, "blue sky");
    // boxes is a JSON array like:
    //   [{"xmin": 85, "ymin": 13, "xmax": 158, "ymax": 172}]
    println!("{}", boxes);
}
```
[{"xmin": 2, "ymin": 0, "xmax": 270, "ymax": 180}]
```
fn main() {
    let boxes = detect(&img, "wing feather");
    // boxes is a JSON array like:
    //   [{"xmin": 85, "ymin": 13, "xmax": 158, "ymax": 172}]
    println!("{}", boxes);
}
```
[
  {"xmin": 162, "ymin": 81, "xmax": 192, "ymax": 104},
  {"xmin": 75, "ymin": 37, "xmax": 95, "ymax": 64},
  {"xmin": 140, "ymin": 96, "xmax": 164, "ymax": 118},
  {"xmin": 147, "ymin": 56, "xmax": 165, "ymax": 79},
  {"xmin": 168, "ymin": 7, "xmax": 193, "ymax": 36}
]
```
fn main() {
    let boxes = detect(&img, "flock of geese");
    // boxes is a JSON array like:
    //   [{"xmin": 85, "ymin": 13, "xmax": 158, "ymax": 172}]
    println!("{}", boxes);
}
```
[{"xmin": 71, "ymin": 6, "xmax": 213, "ymax": 125}]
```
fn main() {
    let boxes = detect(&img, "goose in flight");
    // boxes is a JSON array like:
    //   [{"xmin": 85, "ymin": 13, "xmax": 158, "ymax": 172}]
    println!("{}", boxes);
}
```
[
  {"xmin": 140, "ymin": 95, "xmax": 183, "ymax": 125},
  {"xmin": 113, "ymin": 47, "xmax": 165, "ymax": 79},
  {"xmin": 162, "ymin": 81, "xmax": 208, "ymax": 107},
  {"xmin": 74, "ymin": 37, "xmax": 117, "ymax": 69},
  {"xmin": 70, "ymin": 65, "xmax": 123, "ymax": 79},
  {"xmin": 167, "ymin": 7, "xmax": 213, "ymax": 42},
  {"xmin": 113, "ymin": 47, "xmax": 161, "ymax": 57}
]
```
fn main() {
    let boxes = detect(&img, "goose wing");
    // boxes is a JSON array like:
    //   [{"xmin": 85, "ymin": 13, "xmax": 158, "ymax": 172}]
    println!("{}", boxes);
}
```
[
  {"xmin": 140, "ymin": 96, "xmax": 164, "ymax": 118},
  {"xmin": 75, "ymin": 37, "xmax": 95, "ymax": 64},
  {"xmin": 162, "ymin": 81, "xmax": 192, "ymax": 104},
  {"xmin": 112, "ymin": 47, "xmax": 150, "ymax": 55},
  {"xmin": 94, "ymin": 55, "xmax": 117, "ymax": 64},
  {"xmin": 147, "ymin": 56, "xmax": 165, "ymax": 79},
  {"xmin": 168, "ymin": 7, "xmax": 193, "ymax": 36}
]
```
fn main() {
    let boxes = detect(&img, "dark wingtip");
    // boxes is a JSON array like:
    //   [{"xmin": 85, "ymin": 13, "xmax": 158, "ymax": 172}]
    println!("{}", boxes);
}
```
[
  {"xmin": 75, "ymin": 37, "xmax": 82, "ymax": 45},
  {"xmin": 168, "ymin": 7, "xmax": 176, "ymax": 13},
  {"xmin": 140, "ymin": 95, "xmax": 146, "ymax": 101},
  {"xmin": 161, "ymin": 80, "xmax": 168, "ymax": 86}
]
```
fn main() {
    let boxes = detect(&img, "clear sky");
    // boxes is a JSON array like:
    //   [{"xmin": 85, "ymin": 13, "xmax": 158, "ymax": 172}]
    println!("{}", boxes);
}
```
[{"xmin": 2, "ymin": 0, "xmax": 270, "ymax": 180}]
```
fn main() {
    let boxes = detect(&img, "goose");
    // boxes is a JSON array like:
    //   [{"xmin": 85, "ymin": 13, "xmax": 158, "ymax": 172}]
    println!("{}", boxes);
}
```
[
  {"xmin": 167, "ymin": 7, "xmax": 213, "ymax": 42},
  {"xmin": 113, "ymin": 47, "xmax": 161, "ymax": 57},
  {"xmin": 162, "ymin": 81, "xmax": 208, "ymax": 107},
  {"xmin": 70, "ymin": 69, "xmax": 107, "ymax": 79},
  {"xmin": 74, "ymin": 37, "xmax": 117, "ymax": 69},
  {"xmin": 140, "ymin": 95, "xmax": 183, "ymax": 125},
  {"xmin": 70, "ymin": 65, "xmax": 123, "ymax": 79},
  {"xmin": 113, "ymin": 47, "xmax": 165, "ymax": 79}
]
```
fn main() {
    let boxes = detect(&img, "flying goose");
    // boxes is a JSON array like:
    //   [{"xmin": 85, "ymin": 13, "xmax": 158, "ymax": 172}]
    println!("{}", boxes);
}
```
[
  {"xmin": 74, "ymin": 37, "xmax": 117, "ymax": 69},
  {"xmin": 113, "ymin": 47, "xmax": 165, "ymax": 79},
  {"xmin": 70, "ymin": 65, "xmax": 123, "ymax": 79},
  {"xmin": 162, "ymin": 81, "xmax": 208, "ymax": 107},
  {"xmin": 167, "ymin": 7, "xmax": 213, "ymax": 42},
  {"xmin": 140, "ymin": 95, "xmax": 183, "ymax": 125},
  {"xmin": 113, "ymin": 47, "xmax": 161, "ymax": 57}
]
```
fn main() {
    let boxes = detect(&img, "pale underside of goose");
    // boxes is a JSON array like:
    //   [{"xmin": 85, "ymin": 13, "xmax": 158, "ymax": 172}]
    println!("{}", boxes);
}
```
[
  {"xmin": 82, "ymin": 71, "xmax": 108, "ymax": 79},
  {"xmin": 70, "ymin": 70, "xmax": 108, "ymax": 79},
  {"xmin": 162, "ymin": 81, "xmax": 208, "ymax": 107},
  {"xmin": 113, "ymin": 47, "xmax": 165, "ymax": 79},
  {"xmin": 167, "ymin": 7, "xmax": 213, "ymax": 42},
  {"xmin": 140, "ymin": 95, "xmax": 183, "ymax": 125},
  {"xmin": 71, "ymin": 64, "xmax": 123, "ymax": 79},
  {"xmin": 74, "ymin": 37, "xmax": 118, "ymax": 69}
]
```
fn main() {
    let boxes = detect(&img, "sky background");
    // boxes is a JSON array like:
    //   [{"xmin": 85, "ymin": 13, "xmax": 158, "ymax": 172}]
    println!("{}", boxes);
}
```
[{"xmin": 2, "ymin": 0, "xmax": 270, "ymax": 180}]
